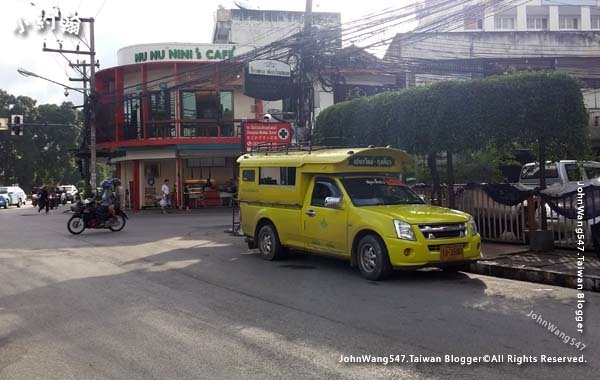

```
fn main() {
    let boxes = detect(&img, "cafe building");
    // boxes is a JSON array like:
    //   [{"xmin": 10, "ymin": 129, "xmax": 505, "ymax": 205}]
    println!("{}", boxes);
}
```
[{"xmin": 95, "ymin": 42, "xmax": 257, "ymax": 209}]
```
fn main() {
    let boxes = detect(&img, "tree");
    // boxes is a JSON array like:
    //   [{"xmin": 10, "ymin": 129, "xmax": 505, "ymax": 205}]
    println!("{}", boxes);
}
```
[
  {"xmin": 315, "ymin": 72, "xmax": 591, "ymax": 208},
  {"xmin": 0, "ymin": 89, "xmax": 82, "ymax": 192}
]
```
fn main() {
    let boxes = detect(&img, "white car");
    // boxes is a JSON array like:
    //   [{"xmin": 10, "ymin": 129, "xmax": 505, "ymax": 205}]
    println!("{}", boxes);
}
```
[{"xmin": 0, "ymin": 186, "xmax": 27, "ymax": 208}]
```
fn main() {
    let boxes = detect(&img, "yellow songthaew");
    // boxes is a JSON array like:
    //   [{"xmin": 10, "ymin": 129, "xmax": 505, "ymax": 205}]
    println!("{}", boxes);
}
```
[{"xmin": 237, "ymin": 146, "xmax": 481, "ymax": 280}]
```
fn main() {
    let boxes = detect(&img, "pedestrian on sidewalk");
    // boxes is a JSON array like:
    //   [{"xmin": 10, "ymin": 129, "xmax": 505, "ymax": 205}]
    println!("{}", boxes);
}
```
[
  {"xmin": 183, "ymin": 184, "xmax": 190, "ymax": 211},
  {"xmin": 161, "ymin": 179, "xmax": 170, "ymax": 214}
]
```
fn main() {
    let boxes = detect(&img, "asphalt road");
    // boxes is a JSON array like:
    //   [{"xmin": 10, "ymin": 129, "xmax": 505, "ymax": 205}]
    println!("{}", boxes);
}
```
[{"xmin": 0, "ymin": 204, "xmax": 598, "ymax": 380}]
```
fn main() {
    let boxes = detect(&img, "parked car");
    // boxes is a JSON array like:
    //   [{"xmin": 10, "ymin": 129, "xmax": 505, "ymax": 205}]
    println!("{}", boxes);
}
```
[
  {"xmin": 59, "ymin": 185, "xmax": 78, "ymax": 203},
  {"xmin": 0, "ymin": 186, "xmax": 28, "ymax": 208},
  {"xmin": 518, "ymin": 160, "xmax": 600, "ymax": 189}
]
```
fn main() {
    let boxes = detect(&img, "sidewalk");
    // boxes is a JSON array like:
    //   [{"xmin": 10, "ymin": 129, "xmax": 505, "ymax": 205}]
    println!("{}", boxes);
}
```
[
  {"xmin": 127, "ymin": 207, "xmax": 235, "ymax": 215},
  {"xmin": 469, "ymin": 242, "xmax": 600, "ymax": 292}
]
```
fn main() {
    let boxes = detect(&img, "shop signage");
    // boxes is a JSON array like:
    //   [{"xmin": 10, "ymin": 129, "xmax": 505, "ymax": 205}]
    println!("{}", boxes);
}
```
[
  {"xmin": 244, "ymin": 60, "xmax": 294, "ymax": 101},
  {"xmin": 242, "ymin": 122, "xmax": 292, "ymax": 152},
  {"xmin": 117, "ymin": 43, "xmax": 251, "ymax": 66},
  {"xmin": 349, "ymin": 156, "xmax": 395, "ymax": 167},
  {"xmin": 248, "ymin": 60, "xmax": 291, "ymax": 77}
]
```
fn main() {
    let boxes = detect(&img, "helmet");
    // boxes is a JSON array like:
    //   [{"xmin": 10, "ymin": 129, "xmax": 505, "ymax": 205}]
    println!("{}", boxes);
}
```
[
  {"xmin": 112, "ymin": 178, "xmax": 121, "ymax": 186},
  {"xmin": 102, "ymin": 179, "xmax": 112, "ymax": 189}
]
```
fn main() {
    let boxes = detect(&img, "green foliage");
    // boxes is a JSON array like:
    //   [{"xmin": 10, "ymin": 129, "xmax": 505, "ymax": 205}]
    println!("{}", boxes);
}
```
[
  {"xmin": 315, "ymin": 71, "xmax": 591, "ymax": 179},
  {"xmin": 0, "ymin": 89, "xmax": 82, "ymax": 192}
]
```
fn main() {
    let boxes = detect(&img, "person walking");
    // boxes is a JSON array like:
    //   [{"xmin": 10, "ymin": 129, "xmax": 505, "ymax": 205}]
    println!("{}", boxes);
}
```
[
  {"xmin": 113, "ymin": 178, "xmax": 126, "ymax": 210},
  {"xmin": 38, "ymin": 186, "xmax": 49, "ymax": 214},
  {"xmin": 161, "ymin": 179, "xmax": 170, "ymax": 214},
  {"xmin": 183, "ymin": 184, "xmax": 190, "ymax": 211}
]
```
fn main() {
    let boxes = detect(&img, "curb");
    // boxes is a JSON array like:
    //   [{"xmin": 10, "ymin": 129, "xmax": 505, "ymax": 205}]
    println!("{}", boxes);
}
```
[{"xmin": 468, "ymin": 261, "xmax": 600, "ymax": 292}]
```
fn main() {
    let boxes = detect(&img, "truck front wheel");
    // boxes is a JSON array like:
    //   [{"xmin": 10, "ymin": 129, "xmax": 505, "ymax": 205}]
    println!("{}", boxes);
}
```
[
  {"xmin": 257, "ymin": 224, "xmax": 284, "ymax": 261},
  {"xmin": 357, "ymin": 234, "xmax": 392, "ymax": 281}
]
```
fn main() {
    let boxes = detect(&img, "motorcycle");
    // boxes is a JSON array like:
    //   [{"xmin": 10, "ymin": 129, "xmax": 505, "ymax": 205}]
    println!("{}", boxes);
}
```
[{"xmin": 67, "ymin": 199, "xmax": 128, "ymax": 234}]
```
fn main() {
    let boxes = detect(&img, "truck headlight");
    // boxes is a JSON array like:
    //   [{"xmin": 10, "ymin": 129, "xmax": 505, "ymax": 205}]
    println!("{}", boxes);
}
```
[
  {"xmin": 468, "ymin": 217, "xmax": 478, "ymax": 236},
  {"xmin": 393, "ymin": 220, "xmax": 416, "ymax": 241}
]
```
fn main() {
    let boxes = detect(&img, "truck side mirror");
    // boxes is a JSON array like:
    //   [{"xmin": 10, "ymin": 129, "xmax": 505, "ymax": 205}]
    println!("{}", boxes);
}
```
[{"xmin": 324, "ymin": 196, "xmax": 342, "ymax": 209}]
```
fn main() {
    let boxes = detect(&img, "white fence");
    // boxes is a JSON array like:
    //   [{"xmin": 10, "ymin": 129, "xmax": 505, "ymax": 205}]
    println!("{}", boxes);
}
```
[{"xmin": 415, "ymin": 185, "xmax": 595, "ymax": 249}]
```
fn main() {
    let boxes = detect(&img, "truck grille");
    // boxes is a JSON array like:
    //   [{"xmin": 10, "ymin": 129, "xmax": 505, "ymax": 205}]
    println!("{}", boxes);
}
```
[{"xmin": 418, "ymin": 223, "xmax": 466, "ymax": 239}]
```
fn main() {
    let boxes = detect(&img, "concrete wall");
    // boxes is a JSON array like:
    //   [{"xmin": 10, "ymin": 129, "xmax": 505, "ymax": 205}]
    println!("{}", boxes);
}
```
[
  {"xmin": 392, "ymin": 31, "xmax": 600, "ymax": 59},
  {"xmin": 417, "ymin": 0, "xmax": 600, "ymax": 32}
]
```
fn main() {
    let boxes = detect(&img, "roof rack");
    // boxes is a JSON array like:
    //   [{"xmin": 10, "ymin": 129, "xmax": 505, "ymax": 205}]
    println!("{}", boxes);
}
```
[{"xmin": 248, "ymin": 137, "xmax": 376, "ymax": 156}]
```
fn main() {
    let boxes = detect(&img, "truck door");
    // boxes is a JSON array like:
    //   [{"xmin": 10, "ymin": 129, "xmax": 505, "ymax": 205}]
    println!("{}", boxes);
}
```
[{"xmin": 302, "ymin": 177, "xmax": 348, "ymax": 256}]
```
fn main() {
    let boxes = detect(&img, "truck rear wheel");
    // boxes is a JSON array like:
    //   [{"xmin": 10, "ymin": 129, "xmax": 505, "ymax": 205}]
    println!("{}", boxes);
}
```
[
  {"xmin": 357, "ymin": 234, "xmax": 392, "ymax": 281},
  {"xmin": 257, "ymin": 224, "xmax": 283, "ymax": 261}
]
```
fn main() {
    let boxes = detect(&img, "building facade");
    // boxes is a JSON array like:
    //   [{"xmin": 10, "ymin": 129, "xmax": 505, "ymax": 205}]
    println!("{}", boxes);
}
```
[
  {"xmin": 387, "ymin": 0, "xmax": 600, "ymax": 148},
  {"xmin": 93, "ymin": 7, "xmax": 404, "ymax": 209},
  {"xmin": 95, "ymin": 42, "xmax": 258, "ymax": 209}
]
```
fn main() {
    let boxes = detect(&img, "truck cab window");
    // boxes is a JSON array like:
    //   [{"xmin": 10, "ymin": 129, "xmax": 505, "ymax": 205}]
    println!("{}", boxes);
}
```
[
  {"xmin": 565, "ymin": 164, "xmax": 583, "ymax": 182},
  {"xmin": 311, "ymin": 179, "xmax": 341, "ymax": 207},
  {"xmin": 242, "ymin": 170, "xmax": 255, "ymax": 182},
  {"xmin": 259, "ymin": 167, "xmax": 296, "ymax": 185}
]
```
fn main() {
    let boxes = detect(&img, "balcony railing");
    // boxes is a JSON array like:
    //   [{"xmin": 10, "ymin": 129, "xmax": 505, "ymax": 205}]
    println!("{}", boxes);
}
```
[{"xmin": 97, "ymin": 119, "xmax": 240, "ymax": 145}]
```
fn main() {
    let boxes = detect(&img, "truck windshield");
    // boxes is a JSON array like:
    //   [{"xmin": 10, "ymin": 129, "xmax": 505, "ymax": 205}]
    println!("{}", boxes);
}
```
[
  {"xmin": 0, "ymin": 188, "xmax": 7, "ymax": 194},
  {"xmin": 340, "ymin": 177, "xmax": 425, "ymax": 206}
]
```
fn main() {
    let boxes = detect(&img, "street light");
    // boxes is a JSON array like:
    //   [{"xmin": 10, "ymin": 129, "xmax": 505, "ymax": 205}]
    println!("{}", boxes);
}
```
[
  {"xmin": 17, "ymin": 67, "xmax": 96, "ymax": 194},
  {"xmin": 17, "ymin": 68, "xmax": 86, "ymax": 94}
]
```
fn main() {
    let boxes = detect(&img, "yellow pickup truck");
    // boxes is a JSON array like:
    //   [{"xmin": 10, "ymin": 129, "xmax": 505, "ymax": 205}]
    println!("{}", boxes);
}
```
[{"xmin": 237, "ymin": 147, "xmax": 480, "ymax": 280}]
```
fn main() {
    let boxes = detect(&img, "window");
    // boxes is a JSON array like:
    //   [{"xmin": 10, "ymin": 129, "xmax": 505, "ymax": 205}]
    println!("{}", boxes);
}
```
[
  {"xmin": 180, "ymin": 90, "xmax": 221, "ymax": 120},
  {"xmin": 520, "ymin": 164, "xmax": 559, "ymax": 180},
  {"xmin": 464, "ymin": 18, "xmax": 483, "ymax": 30},
  {"xmin": 495, "ymin": 17, "xmax": 515, "ymax": 30},
  {"xmin": 559, "ymin": 16, "xmax": 579, "ymax": 29},
  {"xmin": 145, "ymin": 163, "xmax": 160, "ymax": 178},
  {"xmin": 220, "ymin": 91, "xmax": 233, "ymax": 118},
  {"xmin": 584, "ymin": 164, "xmax": 600, "ymax": 179},
  {"xmin": 123, "ymin": 94, "xmax": 141, "ymax": 139},
  {"xmin": 592, "ymin": 15, "xmax": 600, "ymax": 30},
  {"xmin": 340, "ymin": 177, "xmax": 424, "ymax": 207},
  {"xmin": 310, "ymin": 178, "xmax": 342, "ymax": 207},
  {"xmin": 565, "ymin": 164, "xmax": 583, "ymax": 182},
  {"xmin": 149, "ymin": 90, "xmax": 175, "ymax": 120},
  {"xmin": 527, "ymin": 16, "xmax": 548, "ymax": 30},
  {"xmin": 242, "ymin": 170, "xmax": 255, "ymax": 182},
  {"xmin": 182, "ymin": 91, "xmax": 196, "ymax": 119},
  {"xmin": 259, "ymin": 167, "xmax": 296, "ymax": 185},
  {"xmin": 464, "ymin": 7, "xmax": 483, "ymax": 30}
]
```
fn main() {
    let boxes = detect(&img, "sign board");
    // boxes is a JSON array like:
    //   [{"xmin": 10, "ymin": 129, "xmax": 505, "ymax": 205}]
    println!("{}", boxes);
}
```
[
  {"xmin": 117, "ymin": 43, "xmax": 254, "ymax": 65},
  {"xmin": 349, "ymin": 156, "xmax": 395, "ymax": 167},
  {"xmin": 242, "ymin": 122, "xmax": 292, "ymax": 152},
  {"xmin": 248, "ymin": 60, "xmax": 291, "ymax": 77},
  {"xmin": 244, "ymin": 60, "xmax": 294, "ymax": 101},
  {"xmin": 0, "ymin": 118, "xmax": 7, "ymax": 131}
]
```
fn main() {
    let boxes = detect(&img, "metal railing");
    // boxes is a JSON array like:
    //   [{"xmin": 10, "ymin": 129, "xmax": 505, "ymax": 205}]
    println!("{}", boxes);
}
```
[
  {"xmin": 414, "ymin": 184, "xmax": 597, "ymax": 248},
  {"xmin": 454, "ymin": 187, "xmax": 527, "ymax": 243}
]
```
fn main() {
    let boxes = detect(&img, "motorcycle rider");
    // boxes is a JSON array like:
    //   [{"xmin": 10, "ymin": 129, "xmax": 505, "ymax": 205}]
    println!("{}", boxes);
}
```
[{"xmin": 99, "ymin": 179, "xmax": 117, "ymax": 225}]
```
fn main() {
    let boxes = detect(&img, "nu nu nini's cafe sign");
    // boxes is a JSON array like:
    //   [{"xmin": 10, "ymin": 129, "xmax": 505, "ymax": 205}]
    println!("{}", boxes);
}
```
[{"xmin": 117, "ymin": 43, "xmax": 252, "ymax": 66}]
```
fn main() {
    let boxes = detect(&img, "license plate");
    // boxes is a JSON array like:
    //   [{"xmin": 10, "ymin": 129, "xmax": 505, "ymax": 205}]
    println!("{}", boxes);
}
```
[{"xmin": 440, "ymin": 244, "xmax": 464, "ymax": 261}]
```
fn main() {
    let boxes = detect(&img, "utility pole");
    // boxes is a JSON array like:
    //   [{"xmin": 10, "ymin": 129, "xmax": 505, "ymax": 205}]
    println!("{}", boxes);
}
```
[
  {"xmin": 43, "ymin": 17, "xmax": 98, "ymax": 193},
  {"xmin": 298, "ymin": 0, "xmax": 314, "ymax": 144}
]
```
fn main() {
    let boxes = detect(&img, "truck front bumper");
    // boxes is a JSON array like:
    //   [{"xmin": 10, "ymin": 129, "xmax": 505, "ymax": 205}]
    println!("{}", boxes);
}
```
[{"xmin": 384, "ymin": 235, "xmax": 481, "ymax": 268}]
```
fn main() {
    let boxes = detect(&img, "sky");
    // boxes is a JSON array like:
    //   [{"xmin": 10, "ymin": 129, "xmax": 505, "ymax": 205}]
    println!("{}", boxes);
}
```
[{"xmin": 1, "ymin": 0, "xmax": 417, "ymax": 106}]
